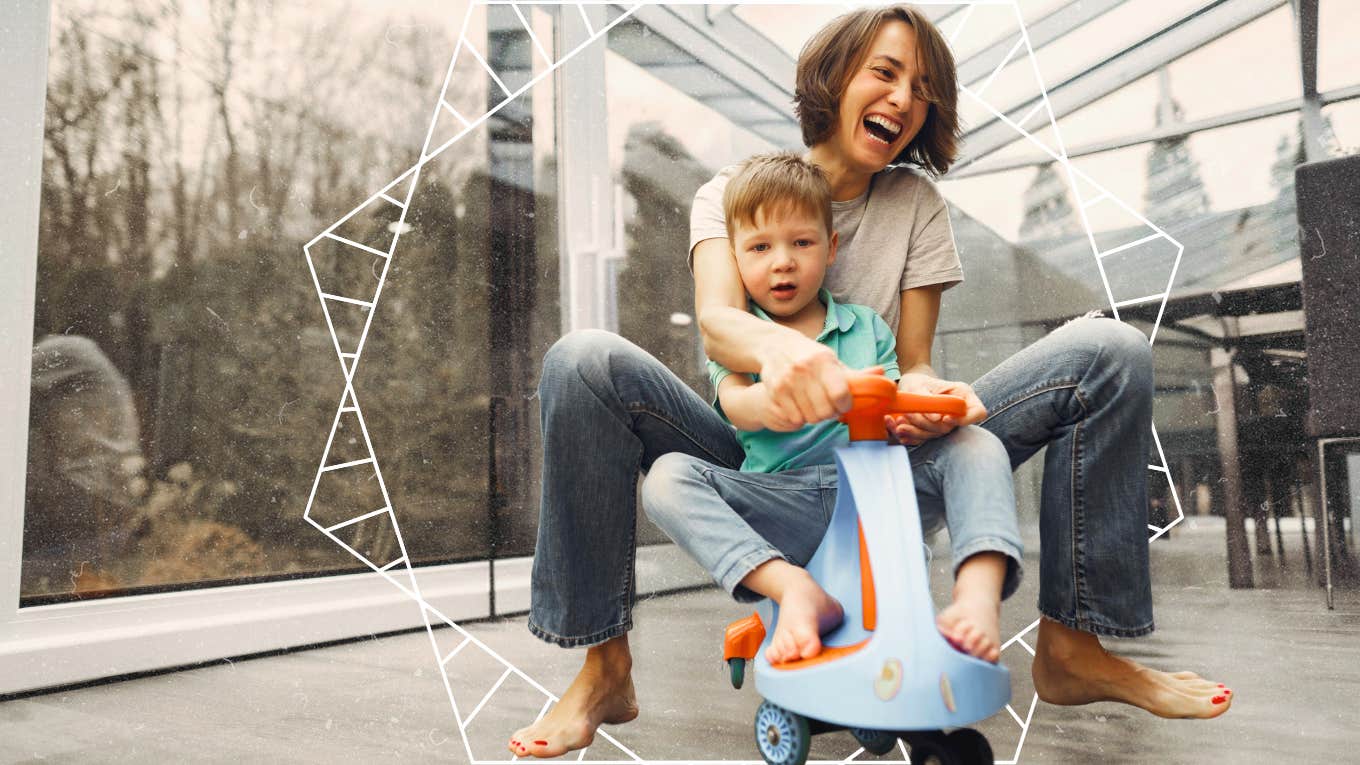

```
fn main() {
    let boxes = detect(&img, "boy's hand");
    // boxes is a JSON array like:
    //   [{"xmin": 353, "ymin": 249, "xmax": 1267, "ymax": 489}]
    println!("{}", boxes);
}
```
[
  {"xmin": 758, "ymin": 335, "xmax": 853, "ymax": 428},
  {"xmin": 886, "ymin": 373, "xmax": 987, "ymax": 445}
]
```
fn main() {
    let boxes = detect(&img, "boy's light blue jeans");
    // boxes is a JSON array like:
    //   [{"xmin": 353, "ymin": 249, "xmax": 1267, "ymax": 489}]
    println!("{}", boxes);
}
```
[
  {"xmin": 528, "ymin": 317, "xmax": 1154, "ymax": 648},
  {"xmin": 639, "ymin": 427, "xmax": 1023, "ymax": 604}
]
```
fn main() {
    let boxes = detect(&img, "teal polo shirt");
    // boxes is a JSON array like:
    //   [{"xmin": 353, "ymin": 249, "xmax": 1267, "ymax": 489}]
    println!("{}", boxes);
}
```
[{"xmin": 708, "ymin": 289, "xmax": 901, "ymax": 473}]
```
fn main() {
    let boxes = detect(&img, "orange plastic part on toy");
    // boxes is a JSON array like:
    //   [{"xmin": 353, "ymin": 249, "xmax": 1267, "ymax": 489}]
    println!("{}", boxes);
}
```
[
  {"xmin": 724, "ymin": 612, "xmax": 767, "ymax": 662},
  {"xmin": 838, "ymin": 374, "xmax": 967, "ymax": 442}
]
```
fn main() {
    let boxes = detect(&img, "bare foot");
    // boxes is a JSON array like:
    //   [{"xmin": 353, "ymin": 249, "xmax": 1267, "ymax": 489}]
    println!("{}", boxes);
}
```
[
  {"xmin": 508, "ymin": 636, "xmax": 640, "ymax": 758},
  {"xmin": 936, "ymin": 595, "xmax": 1001, "ymax": 662},
  {"xmin": 765, "ymin": 568, "xmax": 845, "ymax": 665},
  {"xmin": 1031, "ymin": 617, "xmax": 1233, "ymax": 719}
]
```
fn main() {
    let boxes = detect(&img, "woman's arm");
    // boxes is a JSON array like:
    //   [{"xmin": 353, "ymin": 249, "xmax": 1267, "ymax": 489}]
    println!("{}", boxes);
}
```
[
  {"xmin": 890, "ymin": 285, "xmax": 988, "ymax": 444},
  {"xmin": 693, "ymin": 237, "xmax": 852, "ymax": 426}
]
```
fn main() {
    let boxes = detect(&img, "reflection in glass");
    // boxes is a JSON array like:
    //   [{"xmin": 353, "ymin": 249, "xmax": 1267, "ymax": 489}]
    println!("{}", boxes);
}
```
[{"xmin": 28, "ymin": 0, "xmax": 558, "ymax": 601}]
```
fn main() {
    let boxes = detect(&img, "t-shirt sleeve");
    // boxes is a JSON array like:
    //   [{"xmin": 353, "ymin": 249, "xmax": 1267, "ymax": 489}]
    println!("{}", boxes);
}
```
[
  {"xmin": 871, "ymin": 313, "xmax": 902, "ymax": 382},
  {"xmin": 705, "ymin": 358, "xmax": 735, "ymax": 418},
  {"xmin": 688, "ymin": 167, "xmax": 736, "ymax": 273},
  {"xmin": 901, "ymin": 178, "xmax": 965, "ymax": 293}
]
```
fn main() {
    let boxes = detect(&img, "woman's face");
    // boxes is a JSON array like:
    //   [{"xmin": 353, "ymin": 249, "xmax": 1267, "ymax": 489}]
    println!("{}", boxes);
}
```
[{"xmin": 829, "ymin": 20, "xmax": 932, "ymax": 175}]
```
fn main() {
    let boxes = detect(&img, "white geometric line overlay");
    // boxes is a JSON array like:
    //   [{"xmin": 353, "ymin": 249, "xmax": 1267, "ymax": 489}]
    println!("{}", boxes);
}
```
[{"xmin": 300, "ymin": 2, "xmax": 1186, "ymax": 763}]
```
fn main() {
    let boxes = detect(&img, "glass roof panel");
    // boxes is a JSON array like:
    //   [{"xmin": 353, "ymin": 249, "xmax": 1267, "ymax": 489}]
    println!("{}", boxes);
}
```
[
  {"xmin": 1318, "ymin": 0, "xmax": 1360, "ymax": 93},
  {"xmin": 1165, "ymin": 5, "xmax": 1299, "ymax": 123},
  {"xmin": 1028, "ymin": 0, "xmax": 1208, "ymax": 104}
]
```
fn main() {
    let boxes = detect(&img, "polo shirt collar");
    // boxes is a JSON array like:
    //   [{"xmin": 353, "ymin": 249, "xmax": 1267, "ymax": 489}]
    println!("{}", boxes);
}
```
[{"xmin": 748, "ymin": 287, "xmax": 857, "ymax": 341}]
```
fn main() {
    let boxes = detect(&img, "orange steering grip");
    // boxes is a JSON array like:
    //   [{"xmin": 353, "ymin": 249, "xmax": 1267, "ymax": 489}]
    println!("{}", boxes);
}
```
[{"xmin": 839, "ymin": 373, "xmax": 968, "ymax": 442}]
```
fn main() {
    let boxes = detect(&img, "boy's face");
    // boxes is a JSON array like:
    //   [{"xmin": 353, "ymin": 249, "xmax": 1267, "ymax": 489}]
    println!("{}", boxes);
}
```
[{"xmin": 731, "ymin": 203, "xmax": 838, "ymax": 319}]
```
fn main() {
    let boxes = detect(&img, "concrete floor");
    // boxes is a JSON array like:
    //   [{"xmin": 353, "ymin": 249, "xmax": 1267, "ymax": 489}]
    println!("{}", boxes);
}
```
[{"xmin": 2, "ymin": 517, "xmax": 1358, "ymax": 764}]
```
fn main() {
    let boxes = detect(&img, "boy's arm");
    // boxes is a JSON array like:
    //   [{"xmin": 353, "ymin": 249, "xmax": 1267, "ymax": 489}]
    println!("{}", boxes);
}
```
[{"xmin": 716, "ymin": 373, "xmax": 802, "ymax": 433}]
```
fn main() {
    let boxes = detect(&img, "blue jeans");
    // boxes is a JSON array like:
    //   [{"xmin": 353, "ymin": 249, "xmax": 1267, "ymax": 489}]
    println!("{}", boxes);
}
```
[
  {"xmin": 638, "ymin": 426, "xmax": 1023, "ymax": 604},
  {"xmin": 528, "ymin": 318, "xmax": 1153, "ymax": 648}
]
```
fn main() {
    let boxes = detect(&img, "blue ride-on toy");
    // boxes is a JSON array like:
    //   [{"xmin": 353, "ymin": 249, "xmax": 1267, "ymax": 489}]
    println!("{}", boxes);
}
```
[{"xmin": 722, "ymin": 373, "xmax": 1008, "ymax": 765}]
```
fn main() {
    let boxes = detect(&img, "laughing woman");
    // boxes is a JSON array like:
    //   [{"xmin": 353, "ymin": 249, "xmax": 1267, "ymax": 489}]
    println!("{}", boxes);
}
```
[{"xmin": 509, "ymin": 4, "xmax": 1230, "ymax": 759}]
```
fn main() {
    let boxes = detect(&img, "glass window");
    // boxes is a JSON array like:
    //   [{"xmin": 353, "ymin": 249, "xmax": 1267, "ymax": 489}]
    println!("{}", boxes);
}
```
[
  {"xmin": 27, "ymin": 0, "xmax": 558, "ymax": 601},
  {"xmin": 603, "ymin": 49, "xmax": 774, "ymax": 403},
  {"xmin": 1323, "ymin": 98, "xmax": 1360, "ymax": 157}
]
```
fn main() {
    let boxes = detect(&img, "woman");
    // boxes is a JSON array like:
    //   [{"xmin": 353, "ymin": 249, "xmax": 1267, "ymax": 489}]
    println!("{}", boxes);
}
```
[{"xmin": 509, "ymin": 5, "xmax": 1230, "ymax": 759}]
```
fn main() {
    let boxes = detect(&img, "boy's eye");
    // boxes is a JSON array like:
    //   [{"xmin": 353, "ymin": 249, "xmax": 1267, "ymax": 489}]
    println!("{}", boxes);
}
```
[
  {"xmin": 751, "ymin": 243, "xmax": 770, "ymax": 252},
  {"xmin": 795, "ymin": 239, "xmax": 813, "ymax": 247}
]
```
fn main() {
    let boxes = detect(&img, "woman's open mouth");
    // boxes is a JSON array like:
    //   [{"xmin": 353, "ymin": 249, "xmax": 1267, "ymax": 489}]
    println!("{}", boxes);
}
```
[{"xmin": 863, "ymin": 114, "xmax": 903, "ymax": 146}]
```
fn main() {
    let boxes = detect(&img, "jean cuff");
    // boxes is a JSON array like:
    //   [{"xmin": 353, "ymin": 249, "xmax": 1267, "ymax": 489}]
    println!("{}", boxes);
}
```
[
  {"xmin": 526, "ymin": 617, "xmax": 632, "ymax": 648},
  {"xmin": 952, "ymin": 537, "xmax": 1025, "ymax": 601},
  {"xmin": 717, "ymin": 546, "xmax": 787, "ymax": 604},
  {"xmin": 1037, "ymin": 609, "xmax": 1155, "ymax": 639}
]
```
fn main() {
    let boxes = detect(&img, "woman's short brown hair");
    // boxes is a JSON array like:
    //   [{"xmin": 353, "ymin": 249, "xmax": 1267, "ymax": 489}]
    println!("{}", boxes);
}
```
[
  {"xmin": 723, "ymin": 152, "xmax": 834, "ymax": 242},
  {"xmin": 794, "ymin": 4, "xmax": 960, "ymax": 177}
]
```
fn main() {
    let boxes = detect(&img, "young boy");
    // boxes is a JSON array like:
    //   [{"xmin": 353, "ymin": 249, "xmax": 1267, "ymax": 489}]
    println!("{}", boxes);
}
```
[{"xmin": 641, "ymin": 153, "xmax": 1022, "ymax": 665}]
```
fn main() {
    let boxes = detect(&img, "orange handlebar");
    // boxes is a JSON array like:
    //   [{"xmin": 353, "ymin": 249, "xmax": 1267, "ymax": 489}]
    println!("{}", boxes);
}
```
[{"xmin": 839, "ymin": 373, "xmax": 967, "ymax": 441}]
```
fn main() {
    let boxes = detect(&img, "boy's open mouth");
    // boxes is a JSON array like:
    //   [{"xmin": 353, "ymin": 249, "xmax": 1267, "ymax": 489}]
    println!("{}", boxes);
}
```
[
  {"xmin": 771, "ymin": 282, "xmax": 797, "ymax": 299},
  {"xmin": 863, "ymin": 114, "xmax": 902, "ymax": 146}
]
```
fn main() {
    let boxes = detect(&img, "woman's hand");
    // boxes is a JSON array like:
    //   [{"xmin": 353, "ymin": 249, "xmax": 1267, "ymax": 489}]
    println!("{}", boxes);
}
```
[
  {"xmin": 886, "ymin": 372, "xmax": 987, "ymax": 445},
  {"xmin": 758, "ymin": 335, "xmax": 852, "ymax": 428}
]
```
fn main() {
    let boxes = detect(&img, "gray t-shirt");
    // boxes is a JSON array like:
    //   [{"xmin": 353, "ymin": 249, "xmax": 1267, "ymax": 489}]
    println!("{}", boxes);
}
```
[{"xmin": 689, "ymin": 163, "xmax": 964, "ymax": 331}]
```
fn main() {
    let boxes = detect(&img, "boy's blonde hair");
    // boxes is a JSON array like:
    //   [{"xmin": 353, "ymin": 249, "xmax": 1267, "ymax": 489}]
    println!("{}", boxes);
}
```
[{"xmin": 723, "ymin": 152, "xmax": 834, "ymax": 242}]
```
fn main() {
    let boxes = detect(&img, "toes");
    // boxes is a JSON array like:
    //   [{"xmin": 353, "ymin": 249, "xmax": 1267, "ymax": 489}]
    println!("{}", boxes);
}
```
[{"xmin": 795, "ymin": 630, "xmax": 822, "ymax": 660}]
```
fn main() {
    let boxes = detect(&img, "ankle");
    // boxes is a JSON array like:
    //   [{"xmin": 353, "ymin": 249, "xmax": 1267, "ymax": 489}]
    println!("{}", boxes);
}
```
[
  {"xmin": 585, "ymin": 636, "xmax": 633, "ymax": 675},
  {"xmin": 1037, "ymin": 617, "xmax": 1102, "ymax": 662}
]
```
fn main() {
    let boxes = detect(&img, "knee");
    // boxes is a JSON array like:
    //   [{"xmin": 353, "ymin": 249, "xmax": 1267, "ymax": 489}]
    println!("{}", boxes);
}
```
[
  {"xmin": 539, "ymin": 329, "xmax": 641, "ymax": 401},
  {"xmin": 947, "ymin": 425, "xmax": 1010, "ymax": 470},
  {"xmin": 1061, "ymin": 317, "xmax": 1153, "ymax": 395},
  {"xmin": 640, "ymin": 452, "xmax": 701, "ymax": 523}
]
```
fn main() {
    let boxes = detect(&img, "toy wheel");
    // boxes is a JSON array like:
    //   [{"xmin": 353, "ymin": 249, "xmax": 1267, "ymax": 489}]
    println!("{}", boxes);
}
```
[
  {"xmin": 729, "ymin": 658, "xmax": 746, "ymax": 689},
  {"xmin": 946, "ymin": 728, "xmax": 993, "ymax": 765},
  {"xmin": 754, "ymin": 700, "xmax": 811, "ymax": 765},
  {"xmin": 906, "ymin": 733, "xmax": 956, "ymax": 765},
  {"xmin": 850, "ymin": 727, "xmax": 897, "ymax": 756}
]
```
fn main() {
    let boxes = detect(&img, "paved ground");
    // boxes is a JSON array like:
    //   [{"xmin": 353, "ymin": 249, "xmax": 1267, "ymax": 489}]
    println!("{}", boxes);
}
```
[{"xmin": 2, "ymin": 517, "xmax": 1358, "ymax": 764}]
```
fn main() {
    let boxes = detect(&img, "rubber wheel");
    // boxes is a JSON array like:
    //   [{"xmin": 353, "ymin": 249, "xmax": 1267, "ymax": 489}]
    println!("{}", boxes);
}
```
[
  {"xmin": 729, "ymin": 658, "xmax": 746, "ymax": 690},
  {"xmin": 754, "ymin": 700, "xmax": 811, "ymax": 765},
  {"xmin": 850, "ymin": 727, "xmax": 897, "ymax": 756},
  {"xmin": 946, "ymin": 728, "xmax": 994, "ymax": 765},
  {"xmin": 906, "ymin": 733, "xmax": 958, "ymax": 765}
]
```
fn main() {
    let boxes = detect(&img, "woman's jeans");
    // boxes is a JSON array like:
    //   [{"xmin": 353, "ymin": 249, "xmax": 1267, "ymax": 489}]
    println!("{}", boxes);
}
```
[{"xmin": 527, "ymin": 317, "xmax": 1154, "ymax": 648}]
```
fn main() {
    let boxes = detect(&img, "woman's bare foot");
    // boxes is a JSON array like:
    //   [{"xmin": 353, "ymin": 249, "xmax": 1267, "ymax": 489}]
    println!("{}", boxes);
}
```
[
  {"xmin": 508, "ymin": 635, "xmax": 640, "ymax": 759},
  {"xmin": 1031, "ymin": 617, "xmax": 1233, "ymax": 719},
  {"xmin": 740, "ymin": 559, "xmax": 844, "ymax": 664},
  {"xmin": 936, "ymin": 595, "xmax": 1001, "ymax": 662}
]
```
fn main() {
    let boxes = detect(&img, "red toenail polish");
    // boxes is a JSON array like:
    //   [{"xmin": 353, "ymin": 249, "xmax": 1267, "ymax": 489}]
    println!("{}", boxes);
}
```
[
  {"xmin": 1217, "ymin": 683, "xmax": 1225, "ymax": 688},
  {"xmin": 1212, "ymin": 695, "xmax": 1226, "ymax": 704},
  {"xmin": 1225, "ymin": 689, "xmax": 1232, "ymax": 694},
  {"xmin": 535, "ymin": 740, "xmax": 548, "ymax": 746}
]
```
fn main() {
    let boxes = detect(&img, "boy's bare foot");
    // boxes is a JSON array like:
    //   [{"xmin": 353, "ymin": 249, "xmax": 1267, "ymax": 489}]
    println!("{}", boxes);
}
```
[
  {"xmin": 1031, "ymin": 617, "xmax": 1233, "ymax": 719},
  {"xmin": 508, "ymin": 636, "xmax": 639, "ymax": 759},
  {"xmin": 936, "ymin": 595, "xmax": 1001, "ymax": 662},
  {"xmin": 740, "ymin": 560, "xmax": 844, "ymax": 665}
]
